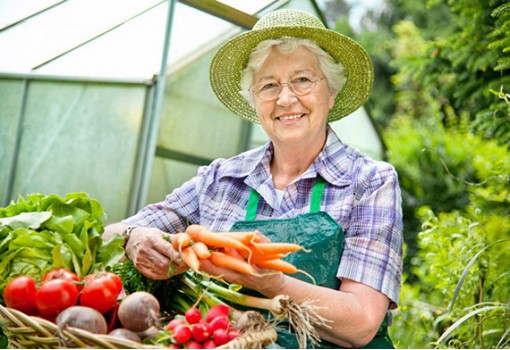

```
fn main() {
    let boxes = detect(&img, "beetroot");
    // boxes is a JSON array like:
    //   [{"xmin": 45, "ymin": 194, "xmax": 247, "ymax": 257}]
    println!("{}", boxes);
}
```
[
  {"xmin": 108, "ymin": 328, "xmax": 141, "ymax": 343},
  {"xmin": 56, "ymin": 306, "xmax": 107, "ymax": 334},
  {"xmin": 118, "ymin": 291, "xmax": 160, "ymax": 332}
]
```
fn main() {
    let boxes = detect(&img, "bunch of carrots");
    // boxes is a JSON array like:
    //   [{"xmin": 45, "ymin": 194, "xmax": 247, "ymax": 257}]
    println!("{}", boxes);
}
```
[{"xmin": 170, "ymin": 224, "xmax": 307, "ymax": 276}]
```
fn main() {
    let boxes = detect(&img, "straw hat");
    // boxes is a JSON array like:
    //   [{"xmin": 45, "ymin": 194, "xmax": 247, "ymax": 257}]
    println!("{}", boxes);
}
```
[{"xmin": 209, "ymin": 9, "xmax": 374, "ymax": 123}]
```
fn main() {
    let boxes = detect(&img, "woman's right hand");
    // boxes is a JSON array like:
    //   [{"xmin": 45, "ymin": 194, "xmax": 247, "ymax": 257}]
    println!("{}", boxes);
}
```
[{"xmin": 125, "ymin": 226, "xmax": 189, "ymax": 280}]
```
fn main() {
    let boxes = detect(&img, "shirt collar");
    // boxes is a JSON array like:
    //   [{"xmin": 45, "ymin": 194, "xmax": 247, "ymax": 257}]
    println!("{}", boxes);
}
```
[{"xmin": 220, "ymin": 125, "xmax": 353, "ymax": 188}]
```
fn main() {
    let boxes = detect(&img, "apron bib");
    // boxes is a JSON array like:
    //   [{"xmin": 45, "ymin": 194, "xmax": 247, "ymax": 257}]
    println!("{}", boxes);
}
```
[{"xmin": 230, "ymin": 177, "xmax": 394, "ymax": 349}]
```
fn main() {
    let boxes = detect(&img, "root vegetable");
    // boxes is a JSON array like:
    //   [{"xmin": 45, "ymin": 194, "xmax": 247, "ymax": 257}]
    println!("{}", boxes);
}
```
[
  {"xmin": 185, "ymin": 307, "xmax": 202, "ymax": 324},
  {"xmin": 191, "ymin": 242, "xmax": 211, "ymax": 259},
  {"xmin": 166, "ymin": 318, "xmax": 186, "ymax": 331},
  {"xmin": 56, "ymin": 306, "xmax": 107, "ymax": 334},
  {"xmin": 203, "ymin": 339, "xmax": 217, "ymax": 349},
  {"xmin": 118, "ymin": 291, "xmax": 160, "ymax": 332},
  {"xmin": 186, "ymin": 225, "xmax": 250, "ymax": 253},
  {"xmin": 181, "ymin": 247, "xmax": 200, "ymax": 272},
  {"xmin": 208, "ymin": 315, "xmax": 229, "ymax": 331},
  {"xmin": 212, "ymin": 328, "xmax": 229, "ymax": 345},
  {"xmin": 137, "ymin": 326, "xmax": 160, "ymax": 340},
  {"xmin": 191, "ymin": 322, "xmax": 211, "ymax": 342},
  {"xmin": 208, "ymin": 251, "xmax": 254, "ymax": 274},
  {"xmin": 108, "ymin": 328, "xmax": 141, "ymax": 343},
  {"xmin": 205, "ymin": 304, "xmax": 230, "ymax": 323},
  {"xmin": 173, "ymin": 324, "xmax": 192, "ymax": 344}
]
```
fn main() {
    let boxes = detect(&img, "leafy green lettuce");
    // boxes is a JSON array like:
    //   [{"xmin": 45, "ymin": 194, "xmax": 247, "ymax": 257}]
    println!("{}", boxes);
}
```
[{"xmin": 0, "ymin": 192, "xmax": 125, "ymax": 303}]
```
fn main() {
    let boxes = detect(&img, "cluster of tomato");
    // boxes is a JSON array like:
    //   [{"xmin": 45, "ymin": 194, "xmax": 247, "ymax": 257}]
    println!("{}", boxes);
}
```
[
  {"xmin": 165, "ymin": 304, "xmax": 241, "ymax": 349},
  {"xmin": 3, "ymin": 268, "xmax": 123, "ymax": 320}
]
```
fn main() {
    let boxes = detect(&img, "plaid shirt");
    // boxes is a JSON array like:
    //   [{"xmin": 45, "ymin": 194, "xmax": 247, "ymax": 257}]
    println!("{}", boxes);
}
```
[{"xmin": 125, "ymin": 126, "xmax": 403, "ymax": 306}]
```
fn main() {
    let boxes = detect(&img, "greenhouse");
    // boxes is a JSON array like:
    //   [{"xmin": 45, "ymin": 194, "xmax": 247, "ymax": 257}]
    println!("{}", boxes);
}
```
[{"xmin": 1, "ymin": 0, "xmax": 384, "ymax": 222}]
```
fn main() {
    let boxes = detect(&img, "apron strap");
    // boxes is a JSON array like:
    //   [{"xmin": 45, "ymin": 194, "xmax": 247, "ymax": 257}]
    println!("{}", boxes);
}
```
[
  {"xmin": 310, "ymin": 175, "xmax": 326, "ymax": 213},
  {"xmin": 246, "ymin": 188, "xmax": 260, "ymax": 221},
  {"xmin": 245, "ymin": 175, "xmax": 327, "ymax": 220}
]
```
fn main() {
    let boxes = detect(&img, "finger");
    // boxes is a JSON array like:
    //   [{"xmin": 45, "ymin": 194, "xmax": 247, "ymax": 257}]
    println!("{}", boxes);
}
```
[
  {"xmin": 152, "ymin": 233, "xmax": 185, "ymax": 263},
  {"xmin": 199, "ymin": 258, "xmax": 244, "ymax": 282}
]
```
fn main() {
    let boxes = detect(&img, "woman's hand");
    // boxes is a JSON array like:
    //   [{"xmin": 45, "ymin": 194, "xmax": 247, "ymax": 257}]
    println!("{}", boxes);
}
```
[{"xmin": 125, "ymin": 226, "xmax": 188, "ymax": 280}]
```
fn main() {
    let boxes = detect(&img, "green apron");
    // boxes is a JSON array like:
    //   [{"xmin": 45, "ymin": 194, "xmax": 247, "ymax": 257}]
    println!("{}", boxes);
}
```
[{"xmin": 230, "ymin": 176, "xmax": 394, "ymax": 348}]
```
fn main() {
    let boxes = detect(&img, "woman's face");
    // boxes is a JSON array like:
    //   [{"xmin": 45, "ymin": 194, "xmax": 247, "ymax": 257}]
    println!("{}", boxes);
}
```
[{"xmin": 252, "ymin": 46, "xmax": 335, "ymax": 149}]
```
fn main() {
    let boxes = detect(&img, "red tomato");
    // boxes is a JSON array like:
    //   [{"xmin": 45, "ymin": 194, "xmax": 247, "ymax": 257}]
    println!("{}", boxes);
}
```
[
  {"xmin": 3, "ymin": 276, "xmax": 38, "ymax": 315},
  {"xmin": 79, "ymin": 272, "xmax": 123, "ymax": 314},
  {"xmin": 42, "ymin": 268, "xmax": 82, "ymax": 292},
  {"xmin": 35, "ymin": 279, "xmax": 79, "ymax": 317}
]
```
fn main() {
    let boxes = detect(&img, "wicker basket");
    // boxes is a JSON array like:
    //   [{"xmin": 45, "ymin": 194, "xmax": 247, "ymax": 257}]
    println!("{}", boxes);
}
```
[{"xmin": 0, "ymin": 304, "xmax": 277, "ymax": 349}]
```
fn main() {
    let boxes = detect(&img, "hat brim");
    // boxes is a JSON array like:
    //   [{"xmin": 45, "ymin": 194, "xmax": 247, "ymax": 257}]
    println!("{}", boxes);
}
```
[{"xmin": 210, "ymin": 26, "xmax": 374, "ymax": 123}]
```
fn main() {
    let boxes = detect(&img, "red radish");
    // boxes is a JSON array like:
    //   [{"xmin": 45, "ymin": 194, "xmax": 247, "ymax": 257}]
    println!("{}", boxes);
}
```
[
  {"xmin": 227, "ymin": 329, "xmax": 241, "ymax": 341},
  {"xmin": 205, "ymin": 304, "xmax": 229, "ymax": 323},
  {"xmin": 208, "ymin": 315, "xmax": 229, "ymax": 331},
  {"xmin": 166, "ymin": 318, "xmax": 186, "ymax": 331},
  {"xmin": 173, "ymin": 324, "xmax": 192, "ymax": 344},
  {"xmin": 185, "ymin": 341, "xmax": 202, "ymax": 349},
  {"xmin": 185, "ymin": 307, "xmax": 202, "ymax": 324},
  {"xmin": 191, "ymin": 322, "xmax": 211, "ymax": 342},
  {"xmin": 212, "ymin": 328, "xmax": 229, "ymax": 346},
  {"xmin": 168, "ymin": 344, "xmax": 181, "ymax": 349},
  {"xmin": 202, "ymin": 339, "xmax": 217, "ymax": 349}
]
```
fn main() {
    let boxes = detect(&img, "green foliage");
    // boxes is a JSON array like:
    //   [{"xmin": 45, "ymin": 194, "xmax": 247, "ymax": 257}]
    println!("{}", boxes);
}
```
[
  {"xmin": 353, "ymin": 0, "xmax": 510, "ymax": 347},
  {"xmin": 391, "ymin": 0, "xmax": 510, "ymax": 146},
  {"xmin": 391, "ymin": 206, "xmax": 510, "ymax": 348}
]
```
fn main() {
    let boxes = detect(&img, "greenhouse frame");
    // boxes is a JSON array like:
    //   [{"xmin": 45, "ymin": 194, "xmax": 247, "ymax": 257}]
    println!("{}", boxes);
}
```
[{"xmin": 1, "ymin": 0, "xmax": 384, "ymax": 223}]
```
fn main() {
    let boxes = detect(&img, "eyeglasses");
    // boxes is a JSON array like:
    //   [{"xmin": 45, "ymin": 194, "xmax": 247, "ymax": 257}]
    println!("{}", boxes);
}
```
[{"xmin": 249, "ymin": 76, "xmax": 326, "ymax": 101}]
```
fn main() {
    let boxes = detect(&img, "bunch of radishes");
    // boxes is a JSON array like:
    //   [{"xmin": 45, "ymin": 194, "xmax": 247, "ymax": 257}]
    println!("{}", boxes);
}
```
[{"xmin": 165, "ymin": 304, "xmax": 241, "ymax": 349}]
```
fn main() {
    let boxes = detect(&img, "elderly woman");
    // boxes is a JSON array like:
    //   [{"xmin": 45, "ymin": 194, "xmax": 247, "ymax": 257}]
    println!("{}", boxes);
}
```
[{"xmin": 105, "ymin": 9, "xmax": 403, "ymax": 349}]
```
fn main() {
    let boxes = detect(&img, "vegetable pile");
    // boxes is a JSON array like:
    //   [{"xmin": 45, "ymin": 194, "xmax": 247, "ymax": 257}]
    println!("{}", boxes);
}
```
[
  {"xmin": 0, "ymin": 192, "xmax": 125, "ymax": 303},
  {"xmin": 0, "ymin": 193, "xmax": 330, "ymax": 349}
]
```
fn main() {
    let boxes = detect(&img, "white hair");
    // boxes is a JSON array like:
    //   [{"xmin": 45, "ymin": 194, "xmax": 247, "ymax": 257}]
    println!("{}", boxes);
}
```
[{"xmin": 239, "ymin": 37, "xmax": 347, "ymax": 107}]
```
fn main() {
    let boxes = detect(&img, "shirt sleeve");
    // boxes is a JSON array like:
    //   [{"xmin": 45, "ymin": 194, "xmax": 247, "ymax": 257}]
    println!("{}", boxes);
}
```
[
  {"xmin": 122, "ymin": 164, "xmax": 213, "ymax": 233},
  {"xmin": 336, "ymin": 161, "xmax": 403, "ymax": 308}
]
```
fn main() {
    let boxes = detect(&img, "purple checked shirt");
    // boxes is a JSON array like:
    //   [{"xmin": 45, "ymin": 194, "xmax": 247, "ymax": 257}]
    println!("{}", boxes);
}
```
[{"xmin": 125, "ymin": 125, "xmax": 404, "ymax": 306}]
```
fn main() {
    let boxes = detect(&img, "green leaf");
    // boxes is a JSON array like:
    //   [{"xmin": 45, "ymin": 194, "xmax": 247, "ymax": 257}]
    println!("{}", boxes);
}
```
[
  {"xmin": 63, "ymin": 233, "xmax": 85, "ymax": 260},
  {"xmin": 449, "ymin": 238, "xmax": 510, "ymax": 312},
  {"xmin": 95, "ymin": 234, "xmax": 125, "ymax": 270},
  {"xmin": 44, "ymin": 214, "xmax": 74, "ymax": 234},
  {"xmin": 0, "ymin": 211, "xmax": 52, "ymax": 230},
  {"xmin": 436, "ymin": 305, "xmax": 505, "ymax": 347}
]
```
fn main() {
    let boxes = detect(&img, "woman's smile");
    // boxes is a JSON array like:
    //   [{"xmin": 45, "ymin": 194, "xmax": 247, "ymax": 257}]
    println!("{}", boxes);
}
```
[{"xmin": 276, "ymin": 113, "xmax": 305, "ymax": 122}]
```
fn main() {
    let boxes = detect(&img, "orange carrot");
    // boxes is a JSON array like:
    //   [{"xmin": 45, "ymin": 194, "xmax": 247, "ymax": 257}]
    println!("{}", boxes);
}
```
[
  {"xmin": 171, "ymin": 232, "xmax": 191, "ymax": 251},
  {"xmin": 254, "ymin": 259, "xmax": 298, "ymax": 274},
  {"xmin": 255, "ymin": 259, "xmax": 316, "ymax": 284},
  {"xmin": 192, "ymin": 241, "xmax": 211, "ymax": 259},
  {"xmin": 181, "ymin": 246, "xmax": 200, "ymax": 272},
  {"xmin": 208, "ymin": 251, "xmax": 255, "ymax": 275},
  {"xmin": 216, "ymin": 231, "xmax": 261, "ymax": 245},
  {"xmin": 248, "ymin": 242, "xmax": 307, "ymax": 256},
  {"xmin": 250, "ymin": 253, "xmax": 287, "ymax": 264},
  {"xmin": 186, "ymin": 225, "xmax": 250, "ymax": 253}
]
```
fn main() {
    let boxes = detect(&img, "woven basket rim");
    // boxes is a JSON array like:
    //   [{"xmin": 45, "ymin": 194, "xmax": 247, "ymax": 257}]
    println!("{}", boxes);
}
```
[{"xmin": 0, "ymin": 304, "xmax": 277, "ymax": 349}]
